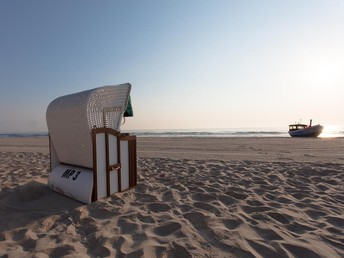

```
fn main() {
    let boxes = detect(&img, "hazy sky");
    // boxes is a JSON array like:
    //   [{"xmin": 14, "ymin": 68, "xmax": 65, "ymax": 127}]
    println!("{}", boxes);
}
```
[{"xmin": 0, "ymin": 0, "xmax": 343, "ymax": 133}]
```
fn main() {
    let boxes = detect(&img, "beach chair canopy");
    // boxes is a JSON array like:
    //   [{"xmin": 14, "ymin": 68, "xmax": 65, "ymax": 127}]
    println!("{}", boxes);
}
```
[{"xmin": 46, "ymin": 83, "xmax": 132, "ymax": 168}]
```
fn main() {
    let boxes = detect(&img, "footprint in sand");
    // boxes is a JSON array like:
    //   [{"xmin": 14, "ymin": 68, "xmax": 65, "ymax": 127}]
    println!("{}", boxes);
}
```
[
  {"xmin": 11, "ymin": 228, "xmax": 28, "ymax": 241},
  {"xmin": 137, "ymin": 213, "xmax": 155, "ymax": 224},
  {"xmin": 266, "ymin": 212, "xmax": 292, "ymax": 224},
  {"xmin": 167, "ymin": 242, "xmax": 192, "ymax": 258},
  {"xmin": 191, "ymin": 193, "xmax": 216, "ymax": 202},
  {"xmin": 50, "ymin": 245, "xmax": 82, "ymax": 257},
  {"xmin": 117, "ymin": 218, "xmax": 139, "ymax": 234},
  {"xmin": 83, "ymin": 235, "xmax": 111, "ymax": 257},
  {"xmin": 282, "ymin": 244, "xmax": 322, "ymax": 258},
  {"xmin": 22, "ymin": 237, "xmax": 36, "ymax": 252},
  {"xmin": 217, "ymin": 195, "xmax": 237, "ymax": 206},
  {"xmin": 247, "ymin": 239, "xmax": 285, "ymax": 258},
  {"xmin": 241, "ymin": 205, "xmax": 271, "ymax": 214},
  {"xmin": 193, "ymin": 201, "xmax": 221, "ymax": 215},
  {"xmin": 254, "ymin": 227, "xmax": 283, "ymax": 241},
  {"xmin": 286, "ymin": 221, "xmax": 317, "ymax": 234},
  {"xmin": 183, "ymin": 211, "xmax": 255, "ymax": 257},
  {"xmin": 222, "ymin": 218, "xmax": 242, "ymax": 230},
  {"xmin": 304, "ymin": 209, "xmax": 327, "ymax": 220},
  {"xmin": 153, "ymin": 222, "xmax": 182, "ymax": 237},
  {"xmin": 147, "ymin": 202, "xmax": 171, "ymax": 213},
  {"xmin": 229, "ymin": 191, "xmax": 249, "ymax": 200},
  {"xmin": 246, "ymin": 199, "xmax": 264, "ymax": 206},
  {"xmin": 134, "ymin": 193, "xmax": 158, "ymax": 203},
  {"xmin": 88, "ymin": 206, "xmax": 119, "ymax": 219},
  {"xmin": 326, "ymin": 216, "xmax": 344, "ymax": 228}
]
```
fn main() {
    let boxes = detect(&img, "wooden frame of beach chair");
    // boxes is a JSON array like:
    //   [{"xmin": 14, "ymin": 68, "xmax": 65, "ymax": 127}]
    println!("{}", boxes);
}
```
[
  {"xmin": 46, "ymin": 83, "xmax": 137, "ymax": 203},
  {"xmin": 91, "ymin": 128, "xmax": 137, "ymax": 201}
]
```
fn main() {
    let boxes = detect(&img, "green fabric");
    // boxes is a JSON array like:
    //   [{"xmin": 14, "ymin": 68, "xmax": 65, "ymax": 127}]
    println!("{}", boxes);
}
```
[{"xmin": 124, "ymin": 95, "xmax": 133, "ymax": 117}]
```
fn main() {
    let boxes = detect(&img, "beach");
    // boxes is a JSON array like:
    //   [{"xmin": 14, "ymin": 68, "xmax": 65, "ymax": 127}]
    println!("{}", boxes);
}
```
[{"xmin": 0, "ymin": 136, "xmax": 343, "ymax": 257}]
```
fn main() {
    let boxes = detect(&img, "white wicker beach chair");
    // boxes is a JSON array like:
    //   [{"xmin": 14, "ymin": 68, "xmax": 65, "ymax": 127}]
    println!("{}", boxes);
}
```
[{"xmin": 46, "ymin": 83, "xmax": 137, "ymax": 203}]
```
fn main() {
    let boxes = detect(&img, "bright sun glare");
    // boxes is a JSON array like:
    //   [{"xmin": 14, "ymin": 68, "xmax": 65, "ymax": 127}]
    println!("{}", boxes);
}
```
[
  {"xmin": 303, "ymin": 56, "xmax": 342, "ymax": 88},
  {"xmin": 319, "ymin": 125, "xmax": 341, "ymax": 138}
]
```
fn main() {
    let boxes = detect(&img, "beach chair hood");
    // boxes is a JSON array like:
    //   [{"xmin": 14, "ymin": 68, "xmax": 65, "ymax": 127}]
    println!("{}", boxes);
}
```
[{"xmin": 46, "ymin": 83, "xmax": 132, "ymax": 169}]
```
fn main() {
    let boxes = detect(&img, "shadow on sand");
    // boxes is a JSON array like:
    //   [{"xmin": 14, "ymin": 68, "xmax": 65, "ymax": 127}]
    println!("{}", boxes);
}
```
[{"xmin": 0, "ymin": 180, "xmax": 84, "ymax": 232}]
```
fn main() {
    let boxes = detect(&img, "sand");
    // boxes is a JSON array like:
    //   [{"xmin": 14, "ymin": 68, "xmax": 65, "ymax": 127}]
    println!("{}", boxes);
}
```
[{"xmin": 0, "ymin": 137, "xmax": 343, "ymax": 257}]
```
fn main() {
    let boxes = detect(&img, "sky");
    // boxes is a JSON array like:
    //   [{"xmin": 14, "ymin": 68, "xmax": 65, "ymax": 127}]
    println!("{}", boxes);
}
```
[{"xmin": 0, "ymin": 0, "xmax": 343, "ymax": 133}]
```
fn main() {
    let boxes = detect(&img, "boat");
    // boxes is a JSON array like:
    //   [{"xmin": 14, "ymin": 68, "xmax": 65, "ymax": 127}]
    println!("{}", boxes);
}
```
[{"xmin": 288, "ymin": 119, "xmax": 323, "ymax": 137}]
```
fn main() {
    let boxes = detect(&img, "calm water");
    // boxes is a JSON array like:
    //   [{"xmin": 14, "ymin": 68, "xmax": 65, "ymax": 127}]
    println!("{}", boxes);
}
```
[
  {"xmin": 1, "ymin": 126, "xmax": 343, "ymax": 138},
  {"xmin": 0, "ymin": 132, "xmax": 48, "ymax": 138},
  {"xmin": 128, "ymin": 126, "xmax": 344, "ymax": 138}
]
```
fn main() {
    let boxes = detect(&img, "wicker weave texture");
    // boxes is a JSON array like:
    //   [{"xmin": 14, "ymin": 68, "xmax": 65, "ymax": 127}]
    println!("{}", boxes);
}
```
[{"xmin": 46, "ymin": 83, "xmax": 131, "ymax": 168}]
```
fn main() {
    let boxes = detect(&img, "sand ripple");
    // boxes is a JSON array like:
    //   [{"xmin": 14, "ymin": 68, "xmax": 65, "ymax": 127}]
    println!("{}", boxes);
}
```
[{"xmin": 0, "ymin": 152, "xmax": 343, "ymax": 257}]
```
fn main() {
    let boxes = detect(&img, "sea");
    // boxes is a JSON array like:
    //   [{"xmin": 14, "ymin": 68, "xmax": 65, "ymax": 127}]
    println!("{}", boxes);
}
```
[{"xmin": 1, "ymin": 126, "xmax": 344, "ymax": 138}]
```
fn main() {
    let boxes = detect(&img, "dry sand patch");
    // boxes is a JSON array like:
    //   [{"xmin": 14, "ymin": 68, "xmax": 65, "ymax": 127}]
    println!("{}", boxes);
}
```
[{"xmin": 0, "ymin": 151, "xmax": 343, "ymax": 257}]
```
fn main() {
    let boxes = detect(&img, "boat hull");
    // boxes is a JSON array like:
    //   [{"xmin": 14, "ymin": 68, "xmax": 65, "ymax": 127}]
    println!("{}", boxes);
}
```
[{"xmin": 288, "ymin": 125, "xmax": 323, "ymax": 137}]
